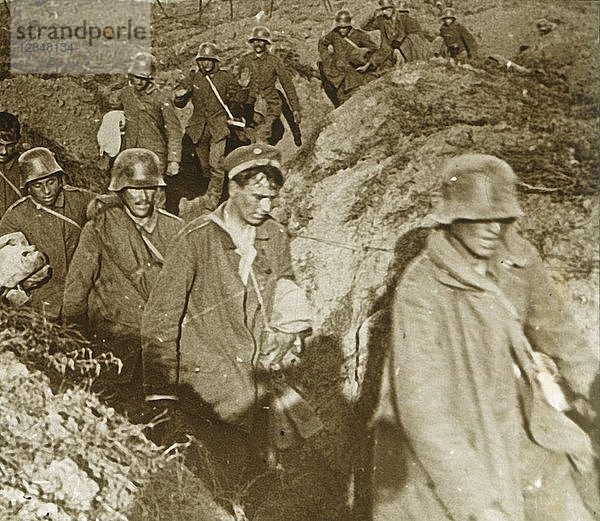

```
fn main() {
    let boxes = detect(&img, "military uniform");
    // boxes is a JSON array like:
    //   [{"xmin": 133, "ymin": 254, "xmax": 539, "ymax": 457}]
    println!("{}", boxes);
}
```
[
  {"xmin": 0, "ymin": 156, "xmax": 23, "ymax": 217},
  {"xmin": 0, "ymin": 186, "xmax": 95, "ymax": 317},
  {"xmin": 362, "ymin": 11, "xmax": 431, "ymax": 67},
  {"xmin": 175, "ymin": 67, "xmax": 246, "ymax": 175},
  {"xmin": 63, "ymin": 196, "xmax": 183, "ymax": 382},
  {"xmin": 110, "ymin": 84, "xmax": 182, "ymax": 172},
  {"xmin": 238, "ymin": 52, "xmax": 301, "ymax": 142},
  {"xmin": 440, "ymin": 16, "xmax": 477, "ymax": 59},
  {"xmin": 318, "ymin": 27, "xmax": 378, "ymax": 104}
]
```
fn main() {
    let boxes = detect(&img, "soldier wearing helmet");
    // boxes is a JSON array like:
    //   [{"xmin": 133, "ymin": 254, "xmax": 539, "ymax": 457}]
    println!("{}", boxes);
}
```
[
  {"xmin": 237, "ymin": 26, "xmax": 302, "ymax": 145},
  {"xmin": 0, "ymin": 147, "xmax": 95, "ymax": 317},
  {"xmin": 107, "ymin": 52, "xmax": 182, "ymax": 180},
  {"xmin": 360, "ymin": 0, "xmax": 431, "ymax": 70},
  {"xmin": 317, "ymin": 9, "xmax": 378, "ymax": 107},
  {"xmin": 438, "ymin": 7, "xmax": 478, "ymax": 61},
  {"xmin": 174, "ymin": 42, "xmax": 248, "ymax": 214},
  {"xmin": 371, "ymin": 154, "xmax": 597, "ymax": 521},
  {"xmin": 63, "ymin": 148, "xmax": 183, "ymax": 388},
  {"xmin": 0, "ymin": 112, "xmax": 24, "ymax": 216}
]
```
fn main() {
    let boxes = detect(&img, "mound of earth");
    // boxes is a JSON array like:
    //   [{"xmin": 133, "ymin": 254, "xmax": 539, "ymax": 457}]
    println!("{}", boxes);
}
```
[{"xmin": 0, "ymin": 307, "xmax": 233, "ymax": 521}]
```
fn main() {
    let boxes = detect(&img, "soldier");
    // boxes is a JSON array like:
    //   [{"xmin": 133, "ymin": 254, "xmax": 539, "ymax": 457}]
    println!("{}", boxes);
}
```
[
  {"xmin": 0, "ymin": 147, "xmax": 95, "ymax": 318},
  {"xmin": 63, "ymin": 148, "xmax": 183, "ymax": 388},
  {"xmin": 142, "ymin": 143, "xmax": 293, "ymax": 489},
  {"xmin": 108, "ymin": 52, "xmax": 182, "ymax": 177},
  {"xmin": 174, "ymin": 42, "xmax": 248, "ymax": 213},
  {"xmin": 318, "ymin": 9, "xmax": 378, "ymax": 106},
  {"xmin": 438, "ymin": 7, "xmax": 478, "ymax": 61},
  {"xmin": 238, "ymin": 27, "xmax": 302, "ymax": 144},
  {"xmin": 0, "ymin": 112, "xmax": 24, "ymax": 216},
  {"xmin": 372, "ymin": 155, "xmax": 597, "ymax": 521},
  {"xmin": 361, "ymin": 0, "xmax": 431, "ymax": 71}
]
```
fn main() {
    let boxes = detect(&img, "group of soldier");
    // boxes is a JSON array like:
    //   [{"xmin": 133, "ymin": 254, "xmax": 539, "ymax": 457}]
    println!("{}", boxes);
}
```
[
  {"xmin": 318, "ymin": 0, "xmax": 477, "ymax": 106},
  {"xmin": 0, "ymin": 2, "xmax": 597, "ymax": 520}
]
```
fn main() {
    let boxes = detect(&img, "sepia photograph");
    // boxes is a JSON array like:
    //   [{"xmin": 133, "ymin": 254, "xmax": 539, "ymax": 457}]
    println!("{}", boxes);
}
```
[{"xmin": 0, "ymin": 0, "xmax": 598, "ymax": 520}]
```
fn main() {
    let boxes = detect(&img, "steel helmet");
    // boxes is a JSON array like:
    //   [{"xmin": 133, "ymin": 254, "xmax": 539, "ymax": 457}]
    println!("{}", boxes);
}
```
[
  {"xmin": 127, "ymin": 52, "xmax": 156, "ymax": 79},
  {"xmin": 430, "ymin": 154, "xmax": 523, "ymax": 224},
  {"xmin": 108, "ymin": 148, "xmax": 166, "ymax": 192},
  {"xmin": 195, "ymin": 42, "xmax": 220, "ymax": 62},
  {"xmin": 378, "ymin": 0, "xmax": 395, "ymax": 9},
  {"xmin": 441, "ymin": 7, "xmax": 456, "ymax": 20},
  {"xmin": 248, "ymin": 26, "xmax": 272, "ymax": 44},
  {"xmin": 19, "ymin": 147, "xmax": 63, "ymax": 186},
  {"xmin": 335, "ymin": 9, "xmax": 353, "ymax": 28}
]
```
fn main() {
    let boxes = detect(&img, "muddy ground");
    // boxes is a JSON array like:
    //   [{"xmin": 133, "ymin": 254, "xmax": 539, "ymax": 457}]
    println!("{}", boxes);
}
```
[{"xmin": 0, "ymin": 0, "xmax": 598, "ymax": 520}]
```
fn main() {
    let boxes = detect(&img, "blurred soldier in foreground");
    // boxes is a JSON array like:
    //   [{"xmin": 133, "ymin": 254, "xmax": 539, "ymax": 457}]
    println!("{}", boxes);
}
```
[
  {"xmin": 361, "ymin": 0, "xmax": 431, "ymax": 71},
  {"xmin": 318, "ymin": 9, "xmax": 378, "ymax": 107},
  {"xmin": 372, "ymin": 154, "xmax": 597, "ymax": 521},
  {"xmin": 238, "ymin": 27, "xmax": 302, "ymax": 145},
  {"xmin": 142, "ymin": 143, "xmax": 294, "ymax": 489},
  {"xmin": 175, "ymin": 42, "xmax": 248, "ymax": 213},
  {"xmin": 438, "ymin": 8, "xmax": 478, "ymax": 61},
  {"xmin": 0, "ymin": 147, "xmax": 94, "ymax": 318},
  {"xmin": 63, "ymin": 149, "xmax": 183, "ymax": 387},
  {"xmin": 0, "ymin": 112, "xmax": 24, "ymax": 216}
]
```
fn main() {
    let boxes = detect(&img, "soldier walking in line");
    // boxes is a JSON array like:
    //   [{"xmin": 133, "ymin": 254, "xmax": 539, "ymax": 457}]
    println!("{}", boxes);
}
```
[
  {"xmin": 0, "ymin": 147, "xmax": 95, "ymax": 318},
  {"xmin": 0, "ymin": 112, "xmax": 24, "ymax": 217}
]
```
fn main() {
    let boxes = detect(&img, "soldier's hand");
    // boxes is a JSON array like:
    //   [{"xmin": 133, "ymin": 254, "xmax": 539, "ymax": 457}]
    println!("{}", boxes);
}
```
[
  {"xmin": 293, "ymin": 110, "xmax": 302, "ymax": 124},
  {"xmin": 166, "ymin": 161, "xmax": 180, "ymax": 177},
  {"xmin": 356, "ymin": 62, "xmax": 372, "ymax": 73}
]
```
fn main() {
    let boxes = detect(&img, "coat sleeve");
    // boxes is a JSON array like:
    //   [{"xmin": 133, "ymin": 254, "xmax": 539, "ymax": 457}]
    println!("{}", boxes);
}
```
[
  {"xmin": 522, "ymin": 243, "xmax": 597, "ymax": 398},
  {"xmin": 160, "ymin": 92, "xmax": 183, "ymax": 163},
  {"xmin": 318, "ymin": 32, "xmax": 334, "ymax": 62},
  {"xmin": 459, "ymin": 24, "xmax": 478, "ymax": 57},
  {"xmin": 173, "ymin": 70, "xmax": 194, "ymax": 109},
  {"xmin": 390, "ymin": 267, "xmax": 504, "ymax": 521},
  {"xmin": 0, "ymin": 207, "xmax": 23, "ymax": 237},
  {"xmin": 273, "ymin": 56, "xmax": 300, "ymax": 113},
  {"xmin": 107, "ymin": 87, "xmax": 124, "ymax": 110},
  {"xmin": 361, "ymin": 13, "xmax": 381, "ymax": 32},
  {"xmin": 141, "ymin": 229, "xmax": 197, "ymax": 396},
  {"xmin": 62, "ymin": 222, "xmax": 100, "ymax": 322},
  {"xmin": 354, "ymin": 29, "xmax": 379, "ymax": 51}
]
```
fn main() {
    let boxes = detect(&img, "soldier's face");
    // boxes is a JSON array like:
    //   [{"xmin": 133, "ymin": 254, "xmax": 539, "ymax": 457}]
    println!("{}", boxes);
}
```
[
  {"xmin": 338, "ymin": 26, "xmax": 352, "ymax": 37},
  {"xmin": 228, "ymin": 173, "xmax": 279, "ymax": 226},
  {"xmin": 448, "ymin": 219, "xmax": 513, "ymax": 259},
  {"xmin": 129, "ymin": 75, "xmax": 151, "ymax": 92},
  {"xmin": 381, "ymin": 7, "xmax": 394, "ymax": 18},
  {"xmin": 120, "ymin": 187, "xmax": 157, "ymax": 218},
  {"xmin": 27, "ymin": 174, "xmax": 63, "ymax": 207},
  {"xmin": 252, "ymin": 40, "xmax": 268, "ymax": 55},
  {"xmin": 0, "ymin": 138, "xmax": 18, "ymax": 163},
  {"xmin": 197, "ymin": 59, "xmax": 216, "ymax": 74},
  {"xmin": 443, "ymin": 17, "xmax": 455, "ymax": 26}
]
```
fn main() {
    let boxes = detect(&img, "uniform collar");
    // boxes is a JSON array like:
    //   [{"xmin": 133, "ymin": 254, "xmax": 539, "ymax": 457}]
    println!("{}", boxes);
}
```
[
  {"xmin": 427, "ymin": 227, "xmax": 527, "ymax": 292},
  {"xmin": 124, "ymin": 205, "xmax": 158, "ymax": 233},
  {"xmin": 50, "ymin": 190, "xmax": 65, "ymax": 208},
  {"xmin": 212, "ymin": 203, "xmax": 271, "ymax": 248}
]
